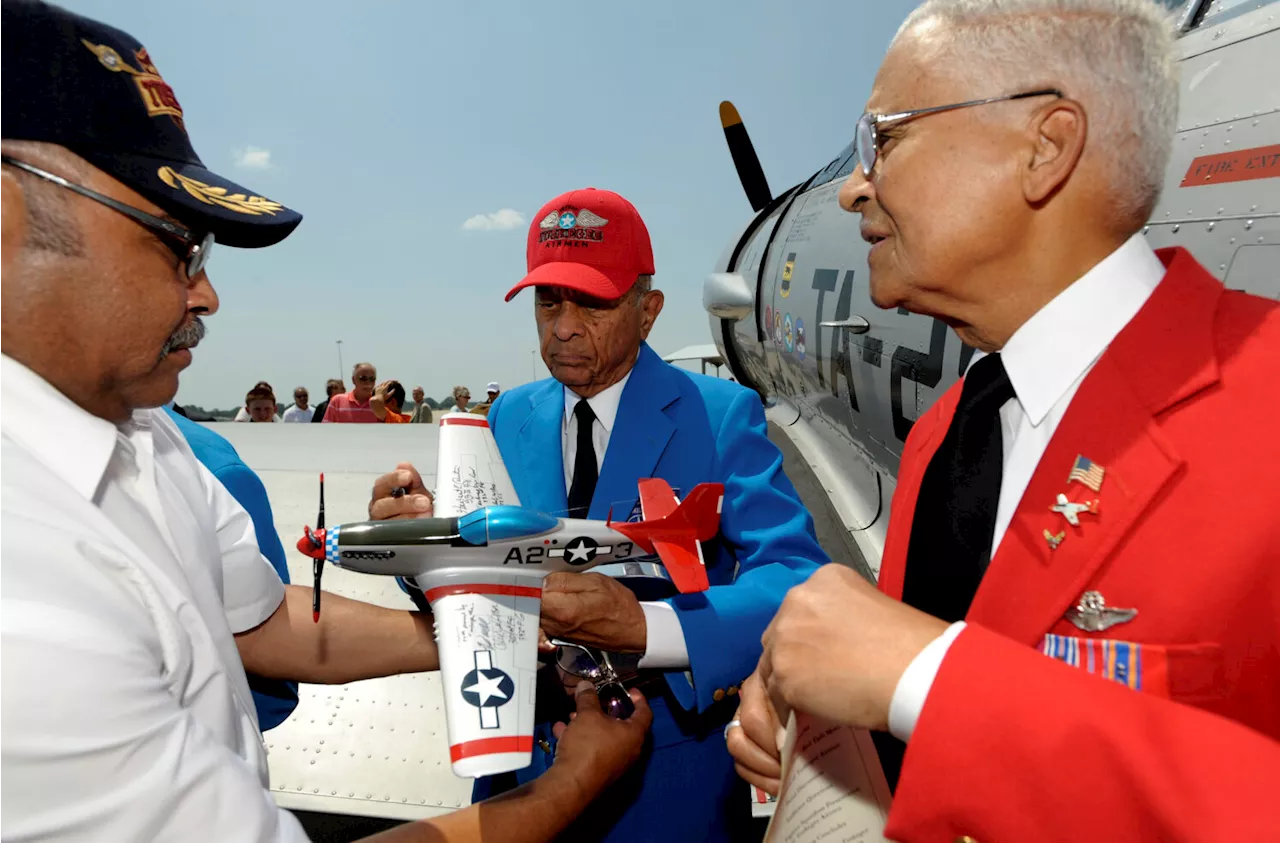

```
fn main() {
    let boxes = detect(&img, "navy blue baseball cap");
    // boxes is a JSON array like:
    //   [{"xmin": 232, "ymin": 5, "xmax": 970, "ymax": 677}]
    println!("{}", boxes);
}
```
[{"xmin": 1, "ymin": 0, "xmax": 301, "ymax": 248}]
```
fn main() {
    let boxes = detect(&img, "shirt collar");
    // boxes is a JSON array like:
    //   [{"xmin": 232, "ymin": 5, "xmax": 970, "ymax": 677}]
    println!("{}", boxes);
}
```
[
  {"xmin": 0, "ymin": 354, "xmax": 121, "ymax": 501},
  {"xmin": 563, "ymin": 366, "xmax": 635, "ymax": 434},
  {"xmin": 981, "ymin": 232, "xmax": 1165, "ymax": 426}
]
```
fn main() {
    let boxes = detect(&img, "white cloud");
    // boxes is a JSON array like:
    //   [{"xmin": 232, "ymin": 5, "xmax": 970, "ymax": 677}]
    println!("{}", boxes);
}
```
[
  {"xmin": 234, "ymin": 146, "xmax": 272, "ymax": 170},
  {"xmin": 462, "ymin": 208, "xmax": 525, "ymax": 231}
]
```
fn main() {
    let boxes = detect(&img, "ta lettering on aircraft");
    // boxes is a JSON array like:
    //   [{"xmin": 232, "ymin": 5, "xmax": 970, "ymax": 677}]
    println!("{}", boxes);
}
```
[{"xmin": 704, "ymin": 0, "xmax": 1278, "ymax": 584}]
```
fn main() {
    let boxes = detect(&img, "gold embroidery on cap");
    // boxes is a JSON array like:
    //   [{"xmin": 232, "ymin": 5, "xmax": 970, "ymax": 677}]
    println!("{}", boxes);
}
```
[
  {"xmin": 81, "ymin": 40, "xmax": 185, "ymax": 127},
  {"xmin": 157, "ymin": 167, "xmax": 284, "ymax": 216}
]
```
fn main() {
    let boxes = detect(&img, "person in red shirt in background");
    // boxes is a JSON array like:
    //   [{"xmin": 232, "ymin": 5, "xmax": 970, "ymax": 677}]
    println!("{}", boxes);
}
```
[
  {"xmin": 322, "ymin": 362, "xmax": 378, "ymax": 423},
  {"xmin": 372, "ymin": 379, "xmax": 411, "ymax": 423}
]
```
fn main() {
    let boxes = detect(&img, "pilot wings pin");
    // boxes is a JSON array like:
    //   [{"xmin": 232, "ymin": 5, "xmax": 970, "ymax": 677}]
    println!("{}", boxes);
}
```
[{"xmin": 1065, "ymin": 590, "xmax": 1137, "ymax": 633}]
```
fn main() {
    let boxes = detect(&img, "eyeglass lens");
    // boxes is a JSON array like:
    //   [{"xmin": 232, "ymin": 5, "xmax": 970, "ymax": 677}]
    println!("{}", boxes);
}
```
[{"xmin": 856, "ymin": 114, "xmax": 877, "ymax": 176}]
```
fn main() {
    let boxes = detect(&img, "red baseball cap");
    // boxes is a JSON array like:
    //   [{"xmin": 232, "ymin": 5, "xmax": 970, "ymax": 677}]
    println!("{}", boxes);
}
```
[{"xmin": 504, "ymin": 188, "xmax": 655, "ymax": 302}]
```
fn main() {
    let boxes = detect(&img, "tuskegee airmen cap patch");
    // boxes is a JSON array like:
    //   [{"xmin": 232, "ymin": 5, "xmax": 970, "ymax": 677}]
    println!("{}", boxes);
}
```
[{"xmin": 1, "ymin": 0, "xmax": 302, "ymax": 248}]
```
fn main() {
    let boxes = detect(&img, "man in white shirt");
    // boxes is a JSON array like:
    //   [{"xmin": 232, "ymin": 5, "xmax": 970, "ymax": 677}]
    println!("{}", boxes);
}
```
[
  {"xmin": 728, "ymin": 1, "xmax": 1280, "ymax": 839},
  {"xmin": 0, "ymin": 4, "xmax": 650, "ymax": 841},
  {"xmin": 282, "ymin": 386, "xmax": 311, "ymax": 422}
]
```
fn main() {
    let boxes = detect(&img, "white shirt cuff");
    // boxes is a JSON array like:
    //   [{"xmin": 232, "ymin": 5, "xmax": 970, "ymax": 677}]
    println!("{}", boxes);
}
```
[
  {"xmin": 888, "ymin": 621, "xmax": 967, "ymax": 742},
  {"xmin": 636, "ymin": 602, "xmax": 689, "ymax": 669}
]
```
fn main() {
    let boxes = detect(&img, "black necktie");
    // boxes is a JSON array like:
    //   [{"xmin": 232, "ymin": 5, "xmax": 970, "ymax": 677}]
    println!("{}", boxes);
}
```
[
  {"xmin": 874, "ymin": 352, "xmax": 1015, "ymax": 789},
  {"xmin": 567, "ymin": 399, "xmax": 598, "ymax": 517}
]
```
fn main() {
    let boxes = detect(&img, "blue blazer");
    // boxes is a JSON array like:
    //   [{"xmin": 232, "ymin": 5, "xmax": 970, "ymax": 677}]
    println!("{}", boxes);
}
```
[
  {"xmin": 164, "ymin": 408, "xmax": 299, "ymax": 731},
  {"xmin": 481, "ymin": 344, "xmax": 827, "ymax": 840}
]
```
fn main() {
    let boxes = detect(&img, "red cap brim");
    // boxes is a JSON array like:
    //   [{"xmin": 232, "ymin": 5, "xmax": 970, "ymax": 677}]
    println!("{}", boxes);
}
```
[{"xmin": 504, "ymin": 261, "xmax": 636, "ymax": 302}]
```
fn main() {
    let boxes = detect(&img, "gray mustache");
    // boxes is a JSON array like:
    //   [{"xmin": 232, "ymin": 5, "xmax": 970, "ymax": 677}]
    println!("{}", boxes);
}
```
[{"xmin": 161, "ymin": 317, "xmax": 206, "ymax": 359}]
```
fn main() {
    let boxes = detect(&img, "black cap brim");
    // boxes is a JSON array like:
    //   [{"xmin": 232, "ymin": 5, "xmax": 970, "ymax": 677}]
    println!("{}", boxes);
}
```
[{"xmin": 73, "ymin": 148, "xmax": 302, "ymax": 248}]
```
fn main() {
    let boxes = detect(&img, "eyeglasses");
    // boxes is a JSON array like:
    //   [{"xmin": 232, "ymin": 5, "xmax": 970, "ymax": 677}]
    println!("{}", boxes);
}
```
[
  {"xmin": 2, "ymin": 156, "xmax": 214, "ymax": 279},
  {"xmin": 354, "ymin": 375, "xmax": 377, "ymax": 383},
  {"xmin": 550, "ymin": 639, "xmax": 637, "ymax": 720},
  {"xmin": 854, "ymin": 88, "xmax": 1063, "ymax": 177}
]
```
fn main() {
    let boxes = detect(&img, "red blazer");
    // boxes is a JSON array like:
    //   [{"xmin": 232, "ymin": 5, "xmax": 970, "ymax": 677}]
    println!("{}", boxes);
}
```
[{"xmin": 878, "ymin": 248, "xmax": 1280, "ymax": 842}]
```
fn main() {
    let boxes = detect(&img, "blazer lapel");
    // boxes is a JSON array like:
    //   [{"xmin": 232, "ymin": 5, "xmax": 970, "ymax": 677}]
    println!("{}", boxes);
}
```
[
  {"xmin": 515, "ymin": 383, "xmax": 568, "ymax": 515},
  {"xmin": 969, "ymin": 355, "xmax": 1182, "ymax": 643},
  {"xmin": 878, "ymin": 401, "xmax": 955, "ymax": 600},
  {"xmin": 969, "ymin": 248, "xmax": 1223, "ymax": 644},
  {"xmin": 590, "ymin": 344, "xmax": 678, "ymax": 520}
]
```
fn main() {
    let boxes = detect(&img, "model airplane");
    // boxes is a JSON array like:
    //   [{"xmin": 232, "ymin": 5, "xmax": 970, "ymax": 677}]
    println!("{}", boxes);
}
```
[
  {"xmin": 295, "ymin": 413, "xmax": 723, "ymax": 778},
  {"xmin": 1051, "ymin": 493, "xmax": 1099, "ymax": 527}
]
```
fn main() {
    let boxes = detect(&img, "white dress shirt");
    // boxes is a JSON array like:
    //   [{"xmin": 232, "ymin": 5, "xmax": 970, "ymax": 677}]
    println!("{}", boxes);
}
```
[
  {"xmin": 281, "ymin": 404, "xmax": 312, "ymax": 423},
  {"xmin": 888, "ymin": 234, "xmax": 1166, "ymax": 741},
  {"xmin": 562, "ymin": 367, "xmax": 690, "ymax": 669},
  {"xmin": 0, "ymin": 356, "xmax": 306, "ymax": 842}
]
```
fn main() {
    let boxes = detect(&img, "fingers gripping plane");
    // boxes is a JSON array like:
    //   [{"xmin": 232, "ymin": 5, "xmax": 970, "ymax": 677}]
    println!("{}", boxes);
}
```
[{"xmin": 296, "ymin": 414, "xmax": 722, "ymax": 777}]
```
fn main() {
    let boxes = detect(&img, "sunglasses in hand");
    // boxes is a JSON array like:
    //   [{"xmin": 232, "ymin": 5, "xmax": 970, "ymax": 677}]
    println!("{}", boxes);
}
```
[{"xmin": 549, "ymin": 638, "xmax": 637, "ymax": 720}]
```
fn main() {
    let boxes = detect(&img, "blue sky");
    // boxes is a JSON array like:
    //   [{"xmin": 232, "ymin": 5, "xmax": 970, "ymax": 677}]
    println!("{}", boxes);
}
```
[{"xmin": 60, "ymin": 0, "xmax": 916, "ymax": 409}]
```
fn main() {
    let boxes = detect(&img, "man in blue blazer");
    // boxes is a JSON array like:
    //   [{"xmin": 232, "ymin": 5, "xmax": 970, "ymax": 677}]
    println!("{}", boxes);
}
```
[{"xmin": 375, "ymin": 188, "xmax": 828, "ymax": 840}]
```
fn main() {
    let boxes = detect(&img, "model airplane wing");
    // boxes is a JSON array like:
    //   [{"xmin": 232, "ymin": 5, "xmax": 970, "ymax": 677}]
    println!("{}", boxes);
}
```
[
  {"xmin": 433, "ymin": 414, "xmax": 520, "ymax": 518},
  {"xmin": 430, "ymin": 571, "xmax": 542, "ymax": 778}
]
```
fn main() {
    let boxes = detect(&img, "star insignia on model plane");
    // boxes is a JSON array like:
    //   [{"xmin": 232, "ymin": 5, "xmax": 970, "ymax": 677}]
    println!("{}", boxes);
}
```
[
  {"xmin": 1051, "ymin": 493, "xmax": 1100, "ymax": 527},
  {"xmin": 463, "ymin": 670, "xmax": 511, "ymax": 706},
  {"xmin": 558, "ymin": 536, "xmax": 612, "ymax": 565}
]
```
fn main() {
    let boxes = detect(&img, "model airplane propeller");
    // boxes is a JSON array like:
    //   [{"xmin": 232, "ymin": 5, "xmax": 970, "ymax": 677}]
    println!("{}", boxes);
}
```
[{"xmin": 295, "ymin": 414, "xmax": 723, "ymax": 778}]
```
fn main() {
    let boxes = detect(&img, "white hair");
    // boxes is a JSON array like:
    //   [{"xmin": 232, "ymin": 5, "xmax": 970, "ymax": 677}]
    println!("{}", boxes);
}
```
[{"xmin": 896, "ymin": 0, "xmax": 1179, "ymax": 225}]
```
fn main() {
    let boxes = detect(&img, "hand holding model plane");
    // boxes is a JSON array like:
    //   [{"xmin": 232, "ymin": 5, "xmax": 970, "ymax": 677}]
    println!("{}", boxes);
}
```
[
  {"xmin": 316, "ymin": 414, "xmax": 720, "ymax": 779},
  {"xmin": 368, "ymin": 466, "xmax": 655, "ymax": 654}
]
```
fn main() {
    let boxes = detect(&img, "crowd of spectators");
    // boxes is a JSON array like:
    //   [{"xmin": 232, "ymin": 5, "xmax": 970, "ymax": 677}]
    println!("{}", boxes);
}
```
[{"xmin": 183, "ymin": 365, "xmax": 503, "ymax": 425}]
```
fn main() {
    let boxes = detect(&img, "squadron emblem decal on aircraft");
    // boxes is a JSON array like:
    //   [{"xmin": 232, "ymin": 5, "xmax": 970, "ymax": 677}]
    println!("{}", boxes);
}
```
[{"xmin": 296, "ymin": 413, "xmax": 722, "ymax": 777}]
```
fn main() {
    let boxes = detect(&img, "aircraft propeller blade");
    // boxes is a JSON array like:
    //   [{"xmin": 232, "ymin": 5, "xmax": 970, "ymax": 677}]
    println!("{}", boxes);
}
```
[{"xmin": 720, "ymin": 101, "xmax": 772, "ymax": 212}]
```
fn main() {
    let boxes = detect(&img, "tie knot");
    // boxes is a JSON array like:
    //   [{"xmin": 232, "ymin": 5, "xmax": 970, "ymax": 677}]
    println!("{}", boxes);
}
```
[
  {"xmin": 960, "ymin": 353, "xmax": 1015, "ymax": 413},
  {"xmin": 573, "ymin": 399, "xmax": 596, "ymax": 424}
]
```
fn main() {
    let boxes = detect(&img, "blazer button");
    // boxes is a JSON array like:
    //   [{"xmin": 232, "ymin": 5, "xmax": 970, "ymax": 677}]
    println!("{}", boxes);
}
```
[
  {"xmin": 727, "ymin": 685, "xmax": 739, "ymax": 696},
  {"xmin": 713, "ymin": 689, "xmax": 726, "ymax": 702}
]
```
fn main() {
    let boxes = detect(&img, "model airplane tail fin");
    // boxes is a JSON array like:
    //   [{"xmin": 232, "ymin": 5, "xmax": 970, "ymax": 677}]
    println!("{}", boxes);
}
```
[
  {"xmin": 612, "ymin": 481, "xmax": 724, "ymax": 594},
  {"xmin": 669, "ymin": 482, "xmax": 724, "ymax": 543}
]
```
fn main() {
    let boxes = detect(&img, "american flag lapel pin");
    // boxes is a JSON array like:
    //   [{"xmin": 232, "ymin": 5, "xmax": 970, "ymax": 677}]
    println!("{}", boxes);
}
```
[{"xmin": 1067, "ymin": 454, "xmax": 1106, "ymax": 492}]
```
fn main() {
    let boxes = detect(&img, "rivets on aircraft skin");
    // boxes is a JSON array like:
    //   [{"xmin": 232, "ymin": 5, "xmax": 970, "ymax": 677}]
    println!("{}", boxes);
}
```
[
  {"xmin": 1173, "ymin": 224, "xmax": 1181, "ymax": 233},
  {"xmin": 1207, "ymin": 222, "xmax": 1216, "ymax": 231},
  {"xmin": 1246, "ymin": 220, "xmax": 1255, "ymax": 230}
]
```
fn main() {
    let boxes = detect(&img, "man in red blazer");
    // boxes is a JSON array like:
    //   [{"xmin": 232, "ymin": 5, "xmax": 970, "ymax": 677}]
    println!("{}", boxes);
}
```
[{"xmin": 727, "ymin": 1, "xmax": 1280, "ymax": 840}]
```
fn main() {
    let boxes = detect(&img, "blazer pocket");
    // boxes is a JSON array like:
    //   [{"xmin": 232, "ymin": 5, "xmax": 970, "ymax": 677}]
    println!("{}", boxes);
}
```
[{"xmin": 1039, "ymin": 634, "xmax": 1224, "ymax": 702}]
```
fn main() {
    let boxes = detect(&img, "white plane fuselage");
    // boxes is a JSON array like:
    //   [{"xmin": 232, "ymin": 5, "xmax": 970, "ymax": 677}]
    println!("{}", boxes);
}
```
[{"xmin": 324, "ymin": 505, "xmax": 653, "ymax": 582}]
